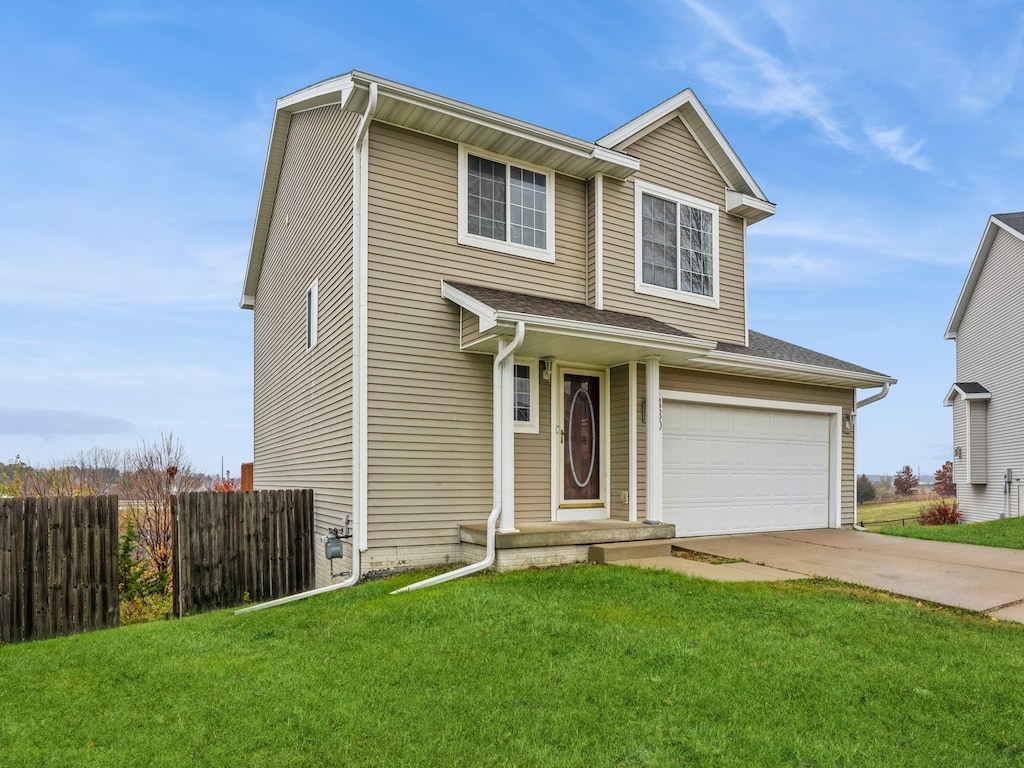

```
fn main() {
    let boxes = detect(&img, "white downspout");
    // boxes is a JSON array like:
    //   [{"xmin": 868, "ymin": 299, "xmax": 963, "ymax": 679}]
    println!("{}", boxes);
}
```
[
  {"xmin": 851, "ymin": 382, "xmax": 891, "ymax": 532},
  {"xmin": 237, "ymin": 83, "xmax": 380, "ymax": 615},
  {"xmin": 392, "ymin": 321, "xmax": 525, "ymax": 594}
]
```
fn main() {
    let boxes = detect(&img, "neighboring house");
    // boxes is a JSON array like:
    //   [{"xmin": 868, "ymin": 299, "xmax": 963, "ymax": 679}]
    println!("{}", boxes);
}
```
[
  {"xmin": 945, "ymin": 212, "xmax": 1024, "ymax": 521},
  {"xmin": 240, "ymin": 71, "xmax": 895, "ymax": 586}
]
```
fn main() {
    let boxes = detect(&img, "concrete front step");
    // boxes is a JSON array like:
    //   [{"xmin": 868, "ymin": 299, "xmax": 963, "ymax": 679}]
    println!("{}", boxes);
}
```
[
  {"xmin": 460, "ymin": 520, "xmax": 675, "ymax": 549},
  {"xmin": 588, "ymin": 540, "xmax": 673, "ymax": 564}
]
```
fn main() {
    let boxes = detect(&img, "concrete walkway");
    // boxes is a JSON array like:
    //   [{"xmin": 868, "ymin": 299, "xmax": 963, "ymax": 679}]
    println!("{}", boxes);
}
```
[{"xmin": 670, "ymin": 528, "xmax": 1024, "ymax": 623}]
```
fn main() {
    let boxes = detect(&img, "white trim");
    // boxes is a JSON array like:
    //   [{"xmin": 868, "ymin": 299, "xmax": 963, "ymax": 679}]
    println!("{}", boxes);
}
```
[
  {"xmin": 741, "ymin": 220, "xmax": 749, "ymax": 347},
  {"xmin": 512, "ymin": 357, "xmax": 540, "ymax": 434},
  {"xmin": 305, "ymin": 278, "xmax": 319, "ymax": 351},
  {"xmin": 659, "ymin": 390, "xmax": 843, "ymax": 529},
  {"xmin": 628, "ymin": 361, "xmax": 638, "ymax": 522},
  {"xmin": 554, "ymin": 364, "xmax": 610, "ymax": 520},
  {"xmin": 634, "ymin": 180, "xmax": 720, "ymax": 309},
  {"xmin": 594, "ymin": 173, "xmax": 604, "ymax": 309},
  {"xmin": 701, "ymin": 349, "xmax": 896, "ymax": 389},
  {"xmin": 644, "ymin": 357, "xmax": 662, "ymax": 522},
  {"xmin": 943, "ymin": 383, "xmax": 991, "ymax": 407},
  {"xmin": 351, "ymin": 87, "xmax": 376, "ymax": 555},
  {"xmin": 457, "ymin": 145, "xmax": 556, "ymax": 263}
]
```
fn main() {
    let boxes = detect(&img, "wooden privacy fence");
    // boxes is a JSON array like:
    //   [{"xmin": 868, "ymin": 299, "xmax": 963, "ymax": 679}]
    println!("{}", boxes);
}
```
[
  {"xmin": 172, "ymin": 489, "xmax": 315, "ymax": 616},
  {"xmin": 0, "ymin": 496, "xmax": 119, "ymax": 644}
]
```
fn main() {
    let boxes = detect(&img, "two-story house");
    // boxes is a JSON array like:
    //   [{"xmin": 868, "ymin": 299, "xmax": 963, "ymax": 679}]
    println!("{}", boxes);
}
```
[
  {"xmin": 945, "ymin": 212, "xmax": 1024, "ymax": 521},
  {"xmin": 240, "ymin": 71, "xmax": 895, "ymax": 587}
]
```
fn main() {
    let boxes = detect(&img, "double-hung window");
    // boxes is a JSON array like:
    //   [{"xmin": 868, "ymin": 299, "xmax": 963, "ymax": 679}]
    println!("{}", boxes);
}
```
[
  {"xmin": 634, "ymin": 181, "xmax": 719, "ymax": 307},
  {"xmin": 459, "ymin": 147, "xmax": 555, "ymax": 262}
]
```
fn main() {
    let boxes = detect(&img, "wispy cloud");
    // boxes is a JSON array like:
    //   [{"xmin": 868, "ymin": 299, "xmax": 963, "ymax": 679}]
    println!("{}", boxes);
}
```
[
  {"xmin": 0, "ymin": 407, "xmax": 133, "ymax": 437},
  {"xmin": 867, "ymin": 126, "xmax": 931, "ymax": 172},
  {"xmin": 749, "ymin": 253, "xmax": 841, "ymax": 281},
  {"xmin": 679, "ymin": 0, "xmax": 851, "ymax": 148}
]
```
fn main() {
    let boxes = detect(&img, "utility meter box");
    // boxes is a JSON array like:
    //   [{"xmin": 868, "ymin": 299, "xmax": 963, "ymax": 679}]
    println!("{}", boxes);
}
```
[{"xmin": 324, "ymin": 529, "xmax": 344, "ymax": 560}]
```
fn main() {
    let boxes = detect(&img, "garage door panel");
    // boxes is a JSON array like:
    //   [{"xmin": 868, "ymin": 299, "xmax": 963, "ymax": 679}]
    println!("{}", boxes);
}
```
[{"xmin": 663, "ymin": 401, "xmax": 831, "ymax": 536}]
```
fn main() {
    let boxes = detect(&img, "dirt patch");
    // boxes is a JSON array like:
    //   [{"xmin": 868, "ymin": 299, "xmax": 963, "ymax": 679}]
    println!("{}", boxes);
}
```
[{"xmin": 672, "ymin": 548, "xmax": 746, "ymax": 565}]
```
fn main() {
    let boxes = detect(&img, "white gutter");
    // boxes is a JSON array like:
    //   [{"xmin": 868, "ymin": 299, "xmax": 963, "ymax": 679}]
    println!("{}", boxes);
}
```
[
  {"xmin": 855, "ymin": 382, "xmax": 890, "ymax": 409},
  {"xmin": 851, "ymin": 382, "xmax": 890, "ymax": 532},
  {"xmin": 392, "ymin": 321, "xmax": 525, "ymax": 594},
  {"xmin": 236, "ymin": 83, "xmax": 380, "ymax": 615}
]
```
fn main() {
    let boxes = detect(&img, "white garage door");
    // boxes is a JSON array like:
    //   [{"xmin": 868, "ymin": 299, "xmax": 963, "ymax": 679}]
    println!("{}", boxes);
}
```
[{"xmin": 662, "ymin": 400, "xmax": 832, "ymax": 536}]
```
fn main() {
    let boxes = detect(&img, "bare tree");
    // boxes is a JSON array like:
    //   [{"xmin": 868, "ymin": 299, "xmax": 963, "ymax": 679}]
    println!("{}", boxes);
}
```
[
  {"xmin": 121, "ymin": 432, "xmax": 203, "ymax": 576},
  {"xmin": 65, "ymin": 447, "xmax": 121, "ymax": 495}
]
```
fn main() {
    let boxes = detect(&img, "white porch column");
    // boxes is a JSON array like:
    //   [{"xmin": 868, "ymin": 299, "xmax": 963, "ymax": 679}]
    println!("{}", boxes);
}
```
[
  {"xmin": 495, "ymin": 339, "xmax": 518, "ymax": 532},
  {"xmin": 645, "ymin": 356, "xmax": 662, "ymax": 522}
]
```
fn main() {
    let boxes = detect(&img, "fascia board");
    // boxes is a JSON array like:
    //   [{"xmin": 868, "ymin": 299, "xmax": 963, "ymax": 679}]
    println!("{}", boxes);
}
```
[
  {"xmin": 704, "ymin": 350, "xmax": 897, "ymax": 389},
  {"xmin": 943, "ymin": 384, "xmax": 991, "ymax": 406},
  {"xmin": 440, "ymin": 281, "xmax": 498, "ymax": 331},
  {"xmin": 494, "ymin": 311, "xmax": 717, "ymax": 354}
]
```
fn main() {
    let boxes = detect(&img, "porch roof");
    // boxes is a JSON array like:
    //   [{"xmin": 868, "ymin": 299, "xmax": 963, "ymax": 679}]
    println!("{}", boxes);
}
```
[{"xmin": 443, "ymin": 280, "xmax": 896, "ymax": 389}]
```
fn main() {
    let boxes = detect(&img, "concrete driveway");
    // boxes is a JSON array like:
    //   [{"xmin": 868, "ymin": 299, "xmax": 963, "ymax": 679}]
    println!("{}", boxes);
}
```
[{"xmin": 677, "ymin": 528, "xmax": 1024, "ymax": 623}]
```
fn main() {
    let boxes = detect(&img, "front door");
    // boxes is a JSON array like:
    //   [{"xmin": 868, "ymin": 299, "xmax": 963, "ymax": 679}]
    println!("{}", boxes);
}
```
[{"xmin": 561, "ymin": 372, "xmax": 602, "ymax": 506}]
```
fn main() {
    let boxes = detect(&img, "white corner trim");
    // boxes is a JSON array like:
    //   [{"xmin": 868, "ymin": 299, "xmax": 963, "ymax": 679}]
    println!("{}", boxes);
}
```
[
  {"xmin": 628, "ymin": 361, "xmax": 638, "ymax": 523},
  {"xmin": 594, "ymin": 173, "xmax": 604, "ymax": 310},
  {"xmin": 644, "ymin": 356, "xmax": 662, "ymax": 522}
]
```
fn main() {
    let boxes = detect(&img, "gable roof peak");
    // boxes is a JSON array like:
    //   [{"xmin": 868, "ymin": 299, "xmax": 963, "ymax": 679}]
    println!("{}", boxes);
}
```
[
  {"xmin": 946, "ymin": 212, "xmax": 1024, "ymax": 338},
  {"xmin": 597, "ymin": 88, "xmax": 770, "ymax": 206}
]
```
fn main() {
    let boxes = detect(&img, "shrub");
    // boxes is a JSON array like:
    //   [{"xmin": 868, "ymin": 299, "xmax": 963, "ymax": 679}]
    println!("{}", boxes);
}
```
[{"xmin": 919, "ymin": 499, "xmax": 962, "ymax": 526}]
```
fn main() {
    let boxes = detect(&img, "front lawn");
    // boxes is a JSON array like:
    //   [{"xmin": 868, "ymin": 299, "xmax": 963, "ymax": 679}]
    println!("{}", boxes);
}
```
[
  {"xmin": 882, "ymin": 514, "xmax": 1024, "ymax": 550},
  {"xmin": 3, "ymin": 565, "xmax": 1024, "ymax": 766}
]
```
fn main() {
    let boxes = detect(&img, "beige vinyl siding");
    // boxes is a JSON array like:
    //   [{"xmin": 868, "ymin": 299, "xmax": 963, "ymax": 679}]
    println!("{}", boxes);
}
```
[
  {"xmin": 656, "ymin": 368, "xmax": 856, "ymax": 526},
  {"xmin": 609, "ymin": 364, "xmax": 630, "ymax": 520},
  {"xmin": 955, "ymin": 227, "xmax": 1024, "ymax": 520},
  {"xmin": 601, "ymin": 116, "xmax": 747, "ymax": 344},
  {"xmin": 364, "ymin": 123, "xmax": 589, "ymax": 547},
  {"xmin": 251, "ymin": 105, "xmax": 359, "ymax": 585}
]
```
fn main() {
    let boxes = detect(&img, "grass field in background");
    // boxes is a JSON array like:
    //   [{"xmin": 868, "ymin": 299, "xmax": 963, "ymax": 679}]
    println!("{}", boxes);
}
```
[
  {"xmin": 856, "ymin": 497, "xmax": 941, "ymax": 527},
  {"xmin": 3, "ymin": 565, "xmax": 1024, "ymax": 766}
]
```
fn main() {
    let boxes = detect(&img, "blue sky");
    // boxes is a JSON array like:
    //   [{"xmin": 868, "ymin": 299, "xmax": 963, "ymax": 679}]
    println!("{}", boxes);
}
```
[{"xmin": 2, "ymin": 0, "xmax": 1022, "ymax": 478}]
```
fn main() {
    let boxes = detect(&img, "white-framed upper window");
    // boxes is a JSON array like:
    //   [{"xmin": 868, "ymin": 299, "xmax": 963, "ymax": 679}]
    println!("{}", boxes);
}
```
[
  {"xmin": 513, "ymin": 358, "xmax": 539, "ymax": 434},
  {"xmin": 306, "ymin": 278, "xmax": 318, "ymax": 351},
  {"xmin": 458, "ymin": 146, "xmax": 556, "ymax": 263},
  {"xmin": 634, "ymin": 181, "xmax": 719, "ymax": 308}
]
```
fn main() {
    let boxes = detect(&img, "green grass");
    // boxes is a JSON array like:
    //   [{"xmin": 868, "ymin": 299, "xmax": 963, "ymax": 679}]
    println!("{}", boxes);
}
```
[
  {"xmin": 857, "ymin": 497, "xmax": 941, "ymax": 527},
  {"xmin": 882, "ymin": 515, "xmax": 1024, "ymax": 550},
  {"xmin": 4, "ymin": 565, "xmax": 1024, "ymax": 767}
]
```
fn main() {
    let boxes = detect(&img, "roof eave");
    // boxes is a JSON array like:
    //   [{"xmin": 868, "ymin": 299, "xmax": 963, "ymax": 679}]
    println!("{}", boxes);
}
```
[{"xmin": 700, "ymin": 350, "xmax": 897, "ymax": 389}]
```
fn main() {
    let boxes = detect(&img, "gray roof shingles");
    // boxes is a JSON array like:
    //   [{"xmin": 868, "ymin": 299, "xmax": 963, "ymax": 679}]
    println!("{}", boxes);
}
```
[
  {"xmin": 953, "ymin": 382, "xmax": 990, "ymax": 394},
  {"xmin": 993, "ymin": 212, "xmax": 1024, "ymax": 235},
  {"xmin": 445, "ymin": 281, "xmax": 696, "ymax": 338},
  {"xmin": 447, "ymin": 281, "xmax": 886, "ymax": 377}
]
